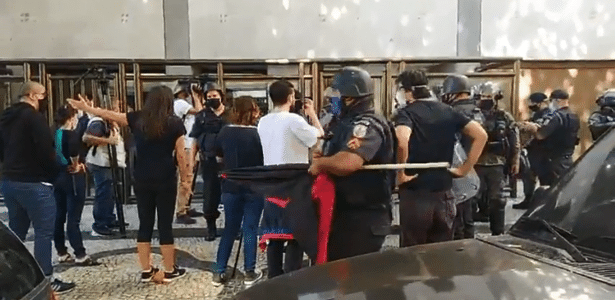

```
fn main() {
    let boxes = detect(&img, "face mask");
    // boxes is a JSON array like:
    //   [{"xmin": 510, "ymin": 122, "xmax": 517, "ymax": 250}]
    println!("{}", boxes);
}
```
[
  {"xmin": 330, "ymin": 96, "xmax": 342, "ymax": 116},
  {"xmin": 206, "ymin": 98, "xmax": 222, "ymax": 109},
  {"xmin": 395, "ymin": 89, "xmax": 406, "ymax": 105},
  {"xmin": 529, "ymin": 105, "xmax": 540, "ymax": 112},
  {"xmin": 478, "ymin": 99, "xmax": 495, "ymax": 110},
  {"xmin": 340, "ymin": 97, "xmax": 353, "ymax": 117},
  {"xmin": 548, "ymin": 101, "xmax": 558, "ymax": 111}
]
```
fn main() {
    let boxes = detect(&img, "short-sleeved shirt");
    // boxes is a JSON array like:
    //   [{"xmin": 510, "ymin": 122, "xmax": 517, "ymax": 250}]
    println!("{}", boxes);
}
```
[
  {"xmin": 55, "ymin": 129, "xmax": 80, "ymax": 165},
  {"xmin": 216, "ymin": 125, "xmax": 264, "ymax": 193},
  {"xmin": 257, "ymin": 111, "xmax": 320, "ymax": 165},
  {"xmin": 322, "ymin": 110, "xmax": 395, "ymax": 208},
  {"xmin": 127, "ymin": 111, "xmax": 186, "ymax": 184},
  {"xmin": 394, "ymin": 99, "xmax": 471, "ymax": 192},
  {"xmin": 173, "ymin": 98, "xmax": 196, "ymax": 148}
]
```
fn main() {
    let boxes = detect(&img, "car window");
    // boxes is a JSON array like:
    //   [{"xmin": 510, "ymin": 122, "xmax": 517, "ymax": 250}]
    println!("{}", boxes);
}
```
[{"xmin": 0, "ymin": 222, "xmax": 45, "ymax": 300}]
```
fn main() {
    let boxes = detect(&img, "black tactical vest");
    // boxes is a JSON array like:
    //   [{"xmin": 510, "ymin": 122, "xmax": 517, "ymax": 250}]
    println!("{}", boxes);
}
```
[
  {"xmin": 544, "ymin": 108, "xmax": 580, "ymax": 156},
  {"xmin": 323, "ymin": 112, "xmax": 395, "ymax": 209}
]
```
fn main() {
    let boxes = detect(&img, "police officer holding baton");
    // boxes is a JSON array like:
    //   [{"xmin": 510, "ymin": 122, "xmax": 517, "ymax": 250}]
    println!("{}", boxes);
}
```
[{"xmin": 308, "ymin": 67, "xmax": 396, "ymax": 261}]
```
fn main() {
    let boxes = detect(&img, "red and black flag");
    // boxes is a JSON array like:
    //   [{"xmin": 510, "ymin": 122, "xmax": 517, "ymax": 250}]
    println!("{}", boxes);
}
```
[{"xmin": 220, "ymin": 164, "xmax": 335, "ymax": 264}]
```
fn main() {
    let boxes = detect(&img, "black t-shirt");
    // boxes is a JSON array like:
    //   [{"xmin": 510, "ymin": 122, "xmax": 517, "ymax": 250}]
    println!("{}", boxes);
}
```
[
  {"xmin": 393, "ymin": 100, "xmax": 471, "ymax": 191},
  {"xmin": 216, "ymin": 125, "xmax": 264, "ymax": 193},
  {"xmin": 127, "ymin": 112, "xmax": 186, "ymax": 184}
]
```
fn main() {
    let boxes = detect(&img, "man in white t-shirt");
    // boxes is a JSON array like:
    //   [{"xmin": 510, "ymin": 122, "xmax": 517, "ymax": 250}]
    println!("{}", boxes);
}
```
[
  {"xmin": 257, "ymin": 80, "xmax": 324, "ymax": 279},
  {"xmin": 172, "ymin": 82, "xmax": 203, "ymax": 224}
]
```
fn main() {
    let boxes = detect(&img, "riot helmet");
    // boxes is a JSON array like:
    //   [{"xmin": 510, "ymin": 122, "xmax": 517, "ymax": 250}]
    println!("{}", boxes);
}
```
[
  {"xmin": 597, "ymin": 89, "xmax": 615, "ymax": 107},
  {"xmin": 330, "ymin": 67, "xmax": 374, "ymax": 116},
  {"xmin": 442, "ymin": 74, "xmax": 471, "ymax": 104},
  {"xmin": 473, "ymin": 81, "xmax": 503, "ymax": 111}
]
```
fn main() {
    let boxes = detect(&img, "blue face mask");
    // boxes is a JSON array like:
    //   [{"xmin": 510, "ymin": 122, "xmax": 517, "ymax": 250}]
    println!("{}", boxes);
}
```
[{"xmin": 330, "ymin": 96, "xmax": 342, "ymax": 116}]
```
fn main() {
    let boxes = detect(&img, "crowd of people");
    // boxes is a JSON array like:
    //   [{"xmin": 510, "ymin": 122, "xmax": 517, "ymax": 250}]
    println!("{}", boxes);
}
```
[{"xmin": 1, "ymin": 65, "xmax": 604, "ymax": 295}]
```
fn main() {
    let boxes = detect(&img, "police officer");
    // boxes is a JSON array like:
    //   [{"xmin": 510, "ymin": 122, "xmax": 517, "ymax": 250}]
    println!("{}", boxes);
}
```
[
  {"xmin": 472, "ymin": 82, "xmax": 520, "ymax": 235},
  {"xmin": 523, "ymin": 89, "xmax": 580, "ymax": 186},
  {"xmin": 189, "ymin": 82, "xmax": 228, "ymax": 241},
  {"xmin": 308, "ymin": 67, "xmax": 395, "ymax": 261},
  {"xmin": 588, "ymin": 89, "xmax": 615, "ymax": 141},
  {"xmin": 513, "ymin": 92, "xmax": 553, "ymax": 209},
  {"xmin": 394, "ymin": 70, "xmax": 487, "ymax": 246},
  {"xmin": 442, "ymin": 74, "xmax": 484, "ymax": 239}
]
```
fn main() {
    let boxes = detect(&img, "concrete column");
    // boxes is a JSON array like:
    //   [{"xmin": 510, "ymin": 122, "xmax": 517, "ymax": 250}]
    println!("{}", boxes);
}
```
[
  {"xmin": 457, "ymin": 0, "xmax": 482, "ymax": 57},
  {"xmin": 163, "ymin": 0, "xmax": 192, "ymax": 75}
]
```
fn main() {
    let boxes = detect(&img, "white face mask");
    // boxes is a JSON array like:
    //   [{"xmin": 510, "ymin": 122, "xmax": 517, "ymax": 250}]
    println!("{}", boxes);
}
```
[
  {"xmin": 549, "ymin": 100, "xmax": 559, "ymax": 111},
  {"xmin": 395, "ymin": 89, "xmax": 407, "ymax": 107}
]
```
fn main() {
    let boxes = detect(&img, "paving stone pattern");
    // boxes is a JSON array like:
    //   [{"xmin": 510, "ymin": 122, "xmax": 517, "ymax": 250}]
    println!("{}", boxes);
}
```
[{"xmin": 0, "ymin": 182, "xmax": 526, "ymax": 299}]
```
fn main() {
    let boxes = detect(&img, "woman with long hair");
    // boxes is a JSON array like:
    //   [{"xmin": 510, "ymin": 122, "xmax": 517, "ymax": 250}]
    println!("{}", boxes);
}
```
[
  {"xmin": 52, "ymin": 104, "xmax": 95, "ymax": 266},
  {"xmin": 68, "ymin": 86, "xmax": 191, "ymax": 283},
  {"xmin": 211, "ymin": 96, "xmax": 265, "ymax": 286}
]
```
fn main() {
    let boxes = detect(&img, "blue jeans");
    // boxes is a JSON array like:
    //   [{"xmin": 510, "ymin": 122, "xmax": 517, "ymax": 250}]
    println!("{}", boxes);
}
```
[
  {"xmin": 1, "ymin": 180, "xmax": 56, "ymax": 276},
  {"xmin": 215, "ymin": 192, "xmax": 264, "ymax": 273},
  {"xmin": 54, "ymin": 171, "xmax": 87, "ymax": 257},
  {"xmin": 87, "ymin": 164, "xmax": 116, "ymax": 229}
]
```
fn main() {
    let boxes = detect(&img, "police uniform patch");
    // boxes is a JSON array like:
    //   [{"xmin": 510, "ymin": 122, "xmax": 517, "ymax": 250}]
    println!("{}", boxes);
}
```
[{"xmin": 352, "ymin": 124, "xmax": 368, "ymax": 138}]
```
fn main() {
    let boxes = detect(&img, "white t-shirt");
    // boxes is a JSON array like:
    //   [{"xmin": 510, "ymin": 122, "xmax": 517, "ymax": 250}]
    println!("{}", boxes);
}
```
[
  {"xmin": 85, "ymin": 117, "xmax": 127, "ymax": 168},
  {"xmin": 257, "ymin": 111, "xmax": 320, "ymax": 165},
  {"xmin": 173, "ymin": 98, "xmax": 195, "ymax": 148}
]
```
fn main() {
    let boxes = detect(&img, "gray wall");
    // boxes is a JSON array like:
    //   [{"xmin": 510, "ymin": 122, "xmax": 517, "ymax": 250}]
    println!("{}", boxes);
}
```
[{"xmin": 1, "ymin": 0, "xmax": 614, "ymax": 60}]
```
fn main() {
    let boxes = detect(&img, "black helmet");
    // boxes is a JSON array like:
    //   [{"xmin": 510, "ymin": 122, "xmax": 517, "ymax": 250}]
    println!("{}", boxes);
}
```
[
  {"xmin": 331, "ymin": 67, "xmax": 373, "ymax": 98},
  {"xmin": 442, "ymin": 74, "xmax": 471, "ymax": 95},
  {"xmin": 597, "ymin": 89, "xmax": 615, "ymax": 107}
]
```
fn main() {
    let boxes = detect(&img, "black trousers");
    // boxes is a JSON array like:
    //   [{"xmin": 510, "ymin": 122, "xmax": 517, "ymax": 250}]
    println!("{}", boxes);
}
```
[
  {"xmin": 528, "ymin": 151, "xmax": 552, "ymax": 186},
  {"xmin": 453, "ymin": 199, "xmax": 474, "ymax": 240},
  {"xmin": 544, "ymin": 154, "xmax": 573, "ymax": 186},
  {"xmin": 135, "ymin": 180, "xmax": 177, "ymax": 245},
  {"xmin": 266, "ymin": 239, "xmax": 304, "ymax": 279},
  {"xmin": 519, "ymin": 151, "xmax": 536, "ymax": 201},
  {"xmin": 399, "ymin": 189, "xmax": 456, "ymax": 247},
  {"xmin": 201, "ymin": 158, "xmax": 221, "ymax": 222},
  {"xmin": 475, "ymin": 165, "xmax": 506, "ymax": 235},
  {"xmin": 328, "ymin": 208, "xmax": 390, "ymax": 262}
]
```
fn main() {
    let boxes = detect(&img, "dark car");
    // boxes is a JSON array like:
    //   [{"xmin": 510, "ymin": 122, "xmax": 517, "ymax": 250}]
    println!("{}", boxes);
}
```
[
  {"xmin": 0, "ymin": 221, "xmax": 52, "ymax": 300},
  {"xmin": 236, "ymin": 128, "xmax": 615, "ymax": 299}
]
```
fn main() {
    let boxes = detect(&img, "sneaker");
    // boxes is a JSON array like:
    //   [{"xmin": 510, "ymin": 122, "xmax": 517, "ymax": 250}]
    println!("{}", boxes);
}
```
[
  {"xmin": 243, "ymin": 270, "xmax": 263, "ymax": 286},
  {"xmin": 57, "ymin": 253, "xmax": 73, "ymax": 263},
  {"xmin": 163, "ymin": 265, "xmax": 186, "ymax": 282},
  {"xmin": 91, "ymin": 225, "xmax": 114, "ymax": 236},
  {"xmin": 211, "ymin": 272, "xmax": 227, "ymax": 287},
  {"xmin": 141, "ymin": 267, "xmax": 160, "ymax": 283},
  {"xmin": 50, "ymin": 278, "xmax": 76, "ymax": 294},
  {"xmin": 108, "ymin": 220, "xmax": 129, "ymax": 229},
  {"xmin": 175, "ymin": 214, "xmax": 197, "ymax": 225},
  {"xmin": 188, "ymin": 209, "xmax": 204, "ymax": 218},
  {"xmin": 75, "ymin": 255, "xmax": 100, "ymax": 266}
]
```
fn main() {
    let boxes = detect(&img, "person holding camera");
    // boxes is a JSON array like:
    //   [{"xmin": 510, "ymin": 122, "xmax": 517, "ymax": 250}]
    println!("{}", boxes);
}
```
[
  {"xmin": 69, "ymin": 86, "xmax": 191, "ymax": 283},
  {"xmin": 83, "ymin": 98, "xmax": 127, "ymax": 236},
  {"xmin": 471, "ymin": 82, "xmax": 520, "ymax": 236},
  {"xmin": 172, "ymin": 81, "xmax": 203, "ymax": 224}
]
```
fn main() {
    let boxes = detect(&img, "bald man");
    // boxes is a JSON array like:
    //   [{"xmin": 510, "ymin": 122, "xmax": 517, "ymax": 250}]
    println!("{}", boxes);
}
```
[{"xmin": 0, "ymin": 81, "xmax": 76, "ymax": 293}]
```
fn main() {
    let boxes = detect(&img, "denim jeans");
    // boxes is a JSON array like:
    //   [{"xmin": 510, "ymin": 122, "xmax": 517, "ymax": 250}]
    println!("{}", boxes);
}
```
[
  {"xmin": 215, "ymin": 192, "xmax": 264, "ymax": 274},
  {"xmin": 54, "ymin": 171, "xmax": 87, "ymax": 257},
  {"xmin": 1, "ymin": 180, "xmax": 56, "ymax": 276},
  {"xmin": 87, "ymin": 164, "xmax": 116, "ymax": 229}
]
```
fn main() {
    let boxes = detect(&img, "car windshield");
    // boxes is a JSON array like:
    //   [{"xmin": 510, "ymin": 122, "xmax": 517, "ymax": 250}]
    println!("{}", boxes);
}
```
[
  {"xmin": 510, "ymin": 128, "xmax": 615, "ymax": 257},
  {"xmin": 0, "ymin": 222, "xmax": 46, "ymax": 300}
]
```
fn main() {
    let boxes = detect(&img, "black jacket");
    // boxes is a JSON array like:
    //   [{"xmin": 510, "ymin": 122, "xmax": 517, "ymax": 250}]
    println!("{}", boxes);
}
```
[{"xmin": 0, "ymin": 102, "xmax": 57, "ymax": 182}]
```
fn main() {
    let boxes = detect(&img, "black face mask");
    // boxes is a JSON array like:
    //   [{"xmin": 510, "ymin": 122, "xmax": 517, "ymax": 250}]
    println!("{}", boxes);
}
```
[
  {"xmin": 206, "ymin": 98, "xmax": 221, "ymax": 110},
  {"xmin": 529, "ymin": 105, "xmax": 540, "ymax": 112},
  {"xmin": 478, "ymin": 99, "xmax": 495, "ymax": 110}
]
